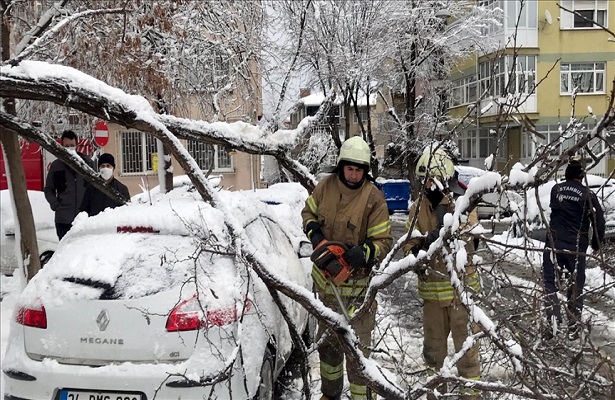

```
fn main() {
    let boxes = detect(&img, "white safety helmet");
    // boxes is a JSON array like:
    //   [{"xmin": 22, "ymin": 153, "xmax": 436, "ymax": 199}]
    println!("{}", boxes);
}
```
[
  {"xmin": 337, "ymin": 136, "xmax": 371, "ymax": 168},
  {"xmin": 415, "ymin": 147, "xmax": 455, "ymax": 182}
]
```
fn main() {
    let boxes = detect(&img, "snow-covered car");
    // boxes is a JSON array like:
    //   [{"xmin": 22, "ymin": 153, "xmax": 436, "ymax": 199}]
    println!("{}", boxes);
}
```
[
  {"xmin": 456, "ymin": 166, "xmax": 522, "ymax": 219},
  {"xmin": 3, "ymin": 183, "xmax": 312, "ymax": 399},
  {"xmin": 513, "ymin": 174, "xmax": 615, "ymax": 242},
  {"xmin": 0, "ymin": 190, "xmax": 58, "ymax": 276}
]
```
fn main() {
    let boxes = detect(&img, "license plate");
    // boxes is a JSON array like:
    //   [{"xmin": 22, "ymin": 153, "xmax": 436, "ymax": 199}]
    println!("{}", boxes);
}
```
[{"xmin": 60, "ymin": 390, "xmax": 143, "ymax": 400}]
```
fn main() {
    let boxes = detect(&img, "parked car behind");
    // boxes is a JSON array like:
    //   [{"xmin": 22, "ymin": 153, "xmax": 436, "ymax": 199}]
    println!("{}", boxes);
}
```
[
  {"xmin": 514, "ymin": 174, "xmax": 615, "ymax": 242},
  {"xmin": 456, "ymin": 166, "xmax": 522, "ymax": 219},
  {"xmin": 0, "ymin": 190, "xmax": 58, "ymax": 276},
  {"xmin": 3, "ymin": 182, "xmax": 312, "ymax": 399}
]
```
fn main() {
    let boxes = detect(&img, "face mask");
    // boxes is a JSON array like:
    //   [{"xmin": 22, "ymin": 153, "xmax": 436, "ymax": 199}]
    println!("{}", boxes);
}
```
[
  {"xmin": 100, "ymin": 167, "xmax": 114, "ymax": 181},
  {"xmin": 425, "ymin": 187, "xmax": 445, "ymax": 207},
  {"xmin": 65, "ymin": 146, "xmax": 77, "ymax": 155}
]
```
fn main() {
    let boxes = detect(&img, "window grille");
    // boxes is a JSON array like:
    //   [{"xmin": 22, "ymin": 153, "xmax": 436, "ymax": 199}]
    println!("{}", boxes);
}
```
[
  {"xmin": 120, "ymin": 131, "xmax": 156, "ymax": 174},
  {"xmin": 187, "ymin": 140, "xmax": 233, "ymax": 171}
]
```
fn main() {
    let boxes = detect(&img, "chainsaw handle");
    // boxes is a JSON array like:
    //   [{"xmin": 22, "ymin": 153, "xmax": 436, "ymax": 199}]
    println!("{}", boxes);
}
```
[{"xmin": 310, "ymin": 241, "xmax": 346, "ymax": 263}]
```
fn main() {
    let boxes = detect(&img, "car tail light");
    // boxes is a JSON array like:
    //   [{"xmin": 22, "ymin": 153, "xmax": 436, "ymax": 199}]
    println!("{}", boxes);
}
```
[
  {"xmin": 16, "ymin": 304, "xmax": 47, "ymax": 329},
  {"xmin": 165, "ymin": 295, "xmax": 252, "ymax": 332}
]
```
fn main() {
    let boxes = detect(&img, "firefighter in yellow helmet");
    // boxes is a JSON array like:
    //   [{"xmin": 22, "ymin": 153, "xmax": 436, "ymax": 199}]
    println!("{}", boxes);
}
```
[
  {"xmin": 402, "ymin": 147, "xmax": 481, "ymax": 400},
  {"xmin": 301, "ymin": 136, "xmax": 393, "ymax": 400}
]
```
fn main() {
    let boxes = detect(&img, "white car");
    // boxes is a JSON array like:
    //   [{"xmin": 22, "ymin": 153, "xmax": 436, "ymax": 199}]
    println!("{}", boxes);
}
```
[
  {"xmin": 0, "ymin": 190, "xmax": 58, "ymax": 276},
  {"xmin": 514, "ymin": 174, "xmax": 615, "ymax": 242},
  {"xmin": 456, "ymin": 166, "xmax": 523, "ymax": 219},
  {"xmin": 3, "ymin": 183, "xmax": 312, "ymax": 399}
]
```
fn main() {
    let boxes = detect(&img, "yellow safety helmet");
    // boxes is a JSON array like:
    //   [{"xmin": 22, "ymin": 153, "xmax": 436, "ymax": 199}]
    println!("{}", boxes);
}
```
[
  {"xmin": 415, "ymin": 147, "xmax": 455, "ymax": 181},
  {"xmin": 337, "ymin": 136, "xmax": 370, "ymax": 167}
]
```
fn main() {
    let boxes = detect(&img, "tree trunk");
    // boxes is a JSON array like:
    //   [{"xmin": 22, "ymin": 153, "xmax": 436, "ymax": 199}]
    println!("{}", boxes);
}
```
[
  {"xmin": 1, "ymin": 8, "xmax": 41, "ymax": 281},
  {"xmin": 0, "ymin": 126, "xmax": 41, "ymax": 281}
]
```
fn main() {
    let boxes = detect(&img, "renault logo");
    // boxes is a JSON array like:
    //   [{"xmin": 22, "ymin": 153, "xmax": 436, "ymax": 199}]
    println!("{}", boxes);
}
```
[{"xmin": 96, "ymin": 309, "xmax": 110, "ymax": 331}]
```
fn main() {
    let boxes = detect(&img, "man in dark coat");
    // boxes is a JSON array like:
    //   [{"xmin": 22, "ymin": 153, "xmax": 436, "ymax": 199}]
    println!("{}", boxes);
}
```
[
  {"xmin": 543, "ymin": 160, "xmax": 605, "ymax": 340},
  {"xmin": 44, "ymin": 130, "xmax": 94, "ymax": 239},
  {"xmin": 80, "ymin": 153, "xmax": 130, "ymax": 217}
]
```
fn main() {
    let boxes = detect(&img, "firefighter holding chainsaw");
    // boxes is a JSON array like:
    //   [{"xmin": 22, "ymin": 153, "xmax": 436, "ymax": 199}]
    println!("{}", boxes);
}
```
[
  {"xmin": 402, "ymin": 147, "xmax": 481, "ymax": 400},
  {"xmin": 302, "ymin": 136, "xmax": 393, "ymax": 400}
]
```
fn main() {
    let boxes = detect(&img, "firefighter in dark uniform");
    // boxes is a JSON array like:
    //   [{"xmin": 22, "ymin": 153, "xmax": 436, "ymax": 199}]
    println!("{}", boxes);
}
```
[{"xmin": 543, "ymin": 160, "xmax": 605, "ymax": 340}]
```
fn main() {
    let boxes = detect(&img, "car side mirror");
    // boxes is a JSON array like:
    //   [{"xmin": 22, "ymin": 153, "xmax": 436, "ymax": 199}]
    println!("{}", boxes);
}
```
[{"xmin": 298, "ymin": 241, "xmax": 313, "ymax": 258}]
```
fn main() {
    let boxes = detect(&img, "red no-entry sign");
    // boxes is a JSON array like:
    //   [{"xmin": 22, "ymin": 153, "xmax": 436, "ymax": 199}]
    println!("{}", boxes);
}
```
[{"xmin": 94, "ymin": 120, "xmax": 109, "ymax": 147}]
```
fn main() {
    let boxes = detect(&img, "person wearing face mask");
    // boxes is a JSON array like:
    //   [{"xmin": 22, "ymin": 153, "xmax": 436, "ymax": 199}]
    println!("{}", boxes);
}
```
[
  {"xmin": 44, "ymin": 130, "xmax": 94, "ymax": 240},
  {"xmin": 79, "ymin": 153, "xmax": 129, "ymax": 217},
  {"xmin": 402, "ymin": 147, "xmax": 481, "ymax": 400}
]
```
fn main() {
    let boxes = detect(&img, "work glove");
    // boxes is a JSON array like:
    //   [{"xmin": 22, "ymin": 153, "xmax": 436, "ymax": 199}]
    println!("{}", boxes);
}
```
[
  {"xmin": 361, "ymin": 240, "xmax": 376, "ymax": 267},
  {"xmin": 422, "ymin": 229, "xmax": 440, "ymax": 250},
  {"xmin": 342, "ymin": 245, "xmax": 367, "ymax": 270},
  {"xmin": 305, "ymin": 221, "xmax": 325, "ymax": 249}
]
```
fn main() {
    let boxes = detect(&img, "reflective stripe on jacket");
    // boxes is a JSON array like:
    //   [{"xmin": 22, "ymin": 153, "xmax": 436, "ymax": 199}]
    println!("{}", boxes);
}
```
[
  {"xmin": 301, "ymin": 174, "xmax": 393, "ymax": 296},
  {"xmin": 402, "ymin": 195, "xmax": 480, "ymax": 304}
]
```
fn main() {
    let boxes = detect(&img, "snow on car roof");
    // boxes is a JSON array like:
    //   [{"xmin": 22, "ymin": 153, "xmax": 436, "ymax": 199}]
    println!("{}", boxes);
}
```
[
  {"xmin": 19, "ymin": 183, "xmax": 309, "ymax": 307},
  {"xmin": 0, "ymin": 190, "xmax": 55, "ymax": 235}
]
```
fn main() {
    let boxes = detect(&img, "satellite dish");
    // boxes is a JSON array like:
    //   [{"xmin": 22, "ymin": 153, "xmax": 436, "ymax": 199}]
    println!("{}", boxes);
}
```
[{"xmin": 545, "ymin": 9, "xmax": 553, "ymax": 25}]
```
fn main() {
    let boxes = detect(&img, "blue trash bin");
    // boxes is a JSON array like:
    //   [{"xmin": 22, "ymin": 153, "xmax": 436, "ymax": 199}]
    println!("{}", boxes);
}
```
[{"xmin": 378, "ymin": 180, "xmax": 411, "ymax": 214}]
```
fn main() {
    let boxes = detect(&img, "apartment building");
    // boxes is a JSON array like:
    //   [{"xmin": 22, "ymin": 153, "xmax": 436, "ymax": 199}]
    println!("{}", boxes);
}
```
[{"xmin": 449, "ymin": 0, "xmax": 614, "ymax": 176}]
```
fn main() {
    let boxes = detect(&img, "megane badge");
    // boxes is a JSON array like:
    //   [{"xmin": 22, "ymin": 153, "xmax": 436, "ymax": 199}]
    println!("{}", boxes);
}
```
[{"xmin": 96, "ymin": 309, "xmax": 110, "ymax": 331}]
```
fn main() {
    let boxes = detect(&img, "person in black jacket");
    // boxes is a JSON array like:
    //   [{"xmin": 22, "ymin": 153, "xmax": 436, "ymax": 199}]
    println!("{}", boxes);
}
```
[
  {"xmin": 80, "ymin": 153, "xmax": 129, "ymax": 217},
  {"xmin": 543, "ymin": 160, "xmax": 605, "ymax": 340},
  {"xmin": 44, "ymin": 130, "xmax": 94, "ymax": 240}
]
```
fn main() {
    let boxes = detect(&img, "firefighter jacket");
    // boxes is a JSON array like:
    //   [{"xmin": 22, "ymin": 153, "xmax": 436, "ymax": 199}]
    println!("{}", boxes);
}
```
[
  {"xmin": 548, "ymin": 179, "xmax": 605, "ymax": 250},
  {"xmin": 302, "ymin": 174, "xmax": 393, "ymax": 297},
  {"xmin": 402, "ymin": 194, "xmax": 480, "ymax": 305}
]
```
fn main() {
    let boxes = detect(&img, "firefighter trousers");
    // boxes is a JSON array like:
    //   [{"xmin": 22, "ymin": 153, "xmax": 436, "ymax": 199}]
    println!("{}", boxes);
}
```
[
  {"xmin": 422, "ymin": 300, "xmax": 480, "ymax": 398},
  {"xmin": 316, "ymin": 290, "xmax": 377, "ymax": 400},
  {"xmin": 542, "ymin": 243, "xmax": 586, "ymax": 326}
]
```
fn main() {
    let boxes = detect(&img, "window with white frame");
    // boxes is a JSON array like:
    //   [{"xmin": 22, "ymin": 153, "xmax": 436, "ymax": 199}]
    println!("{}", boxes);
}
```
[
  {"xmin": 457, "ymin": 128, "xmax": 507, "ymax": 160},
  {"xmin": 478, "ymin": 58, "xmax": 506, "ymax": 98},
  {"xmin": 508, "ymin": 55, "xmax": 536, "ymax": 94},
  {"xmin": 479, "ymin": 0, "xmax": 505, "ymax": 36},
  {"xmin": 450, "ymin": 76, "xmax": 477, "ymax": 107},
  {"xmin": 506, "ymin": 0, "xmax": 538, "ymax": 28},
  {"xmin": 560, "ymin": 62, "xmax": 605, "ymax": 94},
  {"xmin": 353, "ymin": 110, "xmax": 369, "ymax": 124},
  {"xmin": 457, "ymin": 130, "xmax": 477, "ymax": 159},
  {"xmin": 560, "ymin": 0, "xmax": 608, "ymax": 29},
  {"xmin": 522, "ymin": 124, "xmax": 593, "ymax": 158},
  {"xmin": 187, "ymin": 140, "xmax": 233, "ymax": 172},
  {"xmin": 120, "ymin": 131, "xmax": 157, "ymax": 175}
]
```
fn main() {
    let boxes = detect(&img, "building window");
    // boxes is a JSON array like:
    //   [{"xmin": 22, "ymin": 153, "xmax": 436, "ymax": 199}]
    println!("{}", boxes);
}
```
[
  {"xmin": 120, "ymin": 131, "xmax": 157, "ymax": 175},
  {"xmin": 506, "ymin": 0, "xmax": 538, "ymax": 28},
  {"xmin": 458, "ymin": 128, "xmax": 507, "ymax": 160},
  {"xmin": 560, "ymin": 62, "xmax": 605, "ymax": 94},
  {"xmin": 560, "ymin": 0, "xmax": 608, "ymax": 29},
  {"xmin": 508, "ymin": 55, "xmax": 536, "ymax": 94},
  {"xmin": 187, "ymin": 140, "xmax": 233, "ymax": 172},
  {"xmin": 353, "ymin": 110, "xmax": 369, "ymax": 124},
  {"xmin": 450, "ymin": 76, "xmax": 478, "ymax": 107},
  {"xmin": 523, "ymin": 124, "xmax": 594, "ymax": 158},
  {"xmin": 182, "ymin": 48, "xmax": 230, "ymax": 92}
]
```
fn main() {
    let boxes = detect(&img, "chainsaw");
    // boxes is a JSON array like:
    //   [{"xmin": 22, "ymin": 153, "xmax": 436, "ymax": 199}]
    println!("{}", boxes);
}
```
[{"xmin": 310, "ymin": 241, "xmax": 353, "ymax": 286}]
